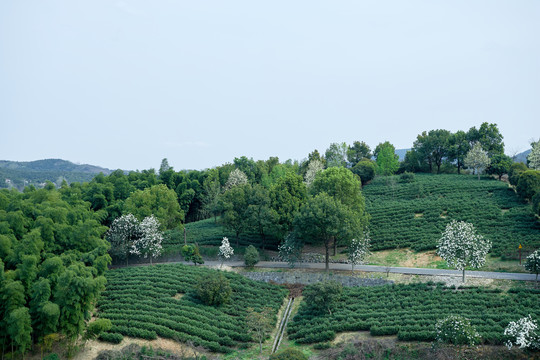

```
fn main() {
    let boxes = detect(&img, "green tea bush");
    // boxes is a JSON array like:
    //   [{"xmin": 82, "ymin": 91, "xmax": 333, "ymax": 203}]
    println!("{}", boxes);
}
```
[
  {"xmin": 269, "ymin": 347, "xmax": 308, "ymax": 360},
  {"xmin": 244, "ymin": 245, "xmax": 260, "ymax": 268}
]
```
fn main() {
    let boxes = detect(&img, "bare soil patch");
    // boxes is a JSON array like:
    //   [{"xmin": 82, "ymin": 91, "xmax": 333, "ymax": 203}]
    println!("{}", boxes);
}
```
[{"xmin": 73, "ymin": 336, "xmax": 203, "ymax": 360}]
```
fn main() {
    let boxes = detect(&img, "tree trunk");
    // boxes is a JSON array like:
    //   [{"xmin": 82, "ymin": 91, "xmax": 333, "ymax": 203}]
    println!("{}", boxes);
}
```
[
  {"xmin": 462, "ymin": 269, "xmax": 466, "ymax": 283},
  {"xmin": 325, "ymin": 240, "xmax": 330, "ymax": 271}
]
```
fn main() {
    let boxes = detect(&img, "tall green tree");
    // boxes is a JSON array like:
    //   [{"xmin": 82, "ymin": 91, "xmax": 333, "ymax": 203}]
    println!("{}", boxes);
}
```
[
  {"xmin": 347, "ymin": 141, "xmax": 372, "ymax": 167},
  {"xmin": 325, "ymin": 142, "xmax": 348, "ymax": 168},
  {"xmin": 487, "ymin": 154, "xmax": 513, "ymax": 180},
  {"xmin": 124, "ymin": 184, "xmax": 183, "ymax": 230},
  {"xmin": 6, "ymin": 307, "xmax": 32, "ymax": 357},
  {"xmin": 294, "ymin": 193, "xmax": 356, "ymax": 270},
  {"xmin": 375, "ymin": 142, "xmax": 399, "ymax": 176},
  {"xmin": 270, "ymin": 173, "xmax": 307, "ymax": 239},
  {"xmin": 448, "ymin": 130, "xmax": 470, "ymax": 174},
  {"xmin": 221, "ymin": 184, "xmax": 249, "ymax": 247},
  {"xmin": 467, "ymin": 122, "xmax": 504, "ymax": 156}
]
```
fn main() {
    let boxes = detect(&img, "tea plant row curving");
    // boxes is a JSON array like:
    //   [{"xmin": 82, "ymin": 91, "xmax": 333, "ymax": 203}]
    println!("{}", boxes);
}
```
[
  {"xmin": 288, "ymin": 282, "xmax": 540, "ymax": 344},
  {"xmin": 97, "ymin": 264, "xmax": 288, "ymax": 353},
  {"xmin": 364, "ymin": 174, "xmax": 540, "ymax": 256}
]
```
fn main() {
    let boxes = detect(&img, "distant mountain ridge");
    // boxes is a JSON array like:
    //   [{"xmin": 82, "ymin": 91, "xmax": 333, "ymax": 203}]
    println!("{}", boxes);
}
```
[
  {"xmin": 513, "ymin": 149, "xmax": 531, "ymax": 163},
  {"xmin": 0, "ymin": 159, "xmax": 113, "ymax": 190}
]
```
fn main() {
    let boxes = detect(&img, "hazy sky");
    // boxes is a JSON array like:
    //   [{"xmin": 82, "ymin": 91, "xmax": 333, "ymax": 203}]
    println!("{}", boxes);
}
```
[{"xmin": 1, "ymin": 1, "xmax": 539, "ymax": 171}]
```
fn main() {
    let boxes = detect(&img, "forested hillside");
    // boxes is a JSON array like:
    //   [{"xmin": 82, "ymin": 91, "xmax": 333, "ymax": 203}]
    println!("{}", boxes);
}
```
[{"xmin": 0, "ymin": 159, "xmax": 113, "ymax": 190}]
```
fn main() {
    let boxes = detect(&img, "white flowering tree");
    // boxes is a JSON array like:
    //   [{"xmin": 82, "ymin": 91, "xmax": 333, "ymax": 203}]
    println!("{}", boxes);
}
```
[
  {"xmin": 504, "ymin": 315, "xmax": 540, "ymax": 350},
  {"xmin": 348, "ymin": 233, "xmax": 370, "ymax": 272},
  {"xmin": 435, "ymin": 315, "xmax": 481, "ymax": 346},
  {"xmin": 528, "ymin": 141, "xmax": 540, "ymax": 170},
  {"xmin": 437, "ymin": 220, "xmax": 491, "ymax": 283},
  {"xmin": 224, "ymin": 169, "xmax": 248, "ymax": 190},
  {"xmin": 304, "ymin": 159, "xmax": 324, "ymax": 187},
  {"xmin": 131, "ymin": 215, "xmax": 163, "ymax": 265},
  {"xmin": 278, "ymin": 233, "xmax": 303, "ymax": 268},
  {"xmin": 107, "ymin": 214, "xmax": 141, "ymax": 266},
  {"xmin": 218, "ymin": 237, "xmax": 234, "ymax": 267},
  {"xmin": 464, "ymin": 142, "xmax": 490, "ymax": 180},
  {"xmin": 525, "ymin": 249, "xmax": 540, "ymax": 283}
]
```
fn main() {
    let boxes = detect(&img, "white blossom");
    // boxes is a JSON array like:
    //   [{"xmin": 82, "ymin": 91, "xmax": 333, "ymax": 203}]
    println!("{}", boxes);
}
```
[
  {"xmin": 504, "ymin": 315, "xmax": 540, "ymax": 350},
  {"xmin": 437, "ymin": 220, "xmax": 491, "ymax": 282},
  {"xmin": 278, "ymin": 233, "xmax": 303, "ymax": 268},
  {"xmin": 304, "ymin": 160, "xmax": 324, "ymax": 187},
  {"xmin": 130, "ymin": 215, "xmax": 163, "ymax": 264},
  {"xmin": 435, "ymin": 315, "xmax": 481, "ymax": 345},
  {"xmin": 348, "ymin": 233, "xmax": 370, "ymax": 272},
  {"xmin": 107, "ymin": 213, "xmax": 141, "ymax": 264},
  {"xmin": 224, "ymin": 169, "xmax": 248, "ymax": 190},
  {"xmin": 464, "ymin": 142, "xmax": 490, "ymax": 179},
  {"xmin": 218, "ymin": 237, "xmax": 234, "ymax": 266},
  {"xmin": 525, "ymin": 249, "xmax": 540, "ymax": 282},
  {"xmin": 528, "ymin": 141, "xmax": 540, "ymax": 170}
]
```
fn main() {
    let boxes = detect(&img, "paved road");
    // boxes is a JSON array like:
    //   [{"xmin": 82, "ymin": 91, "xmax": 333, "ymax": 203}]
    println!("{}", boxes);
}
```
[{"xmin": 169, "ymin": 260, "xmax": 537, "ymax": 281}]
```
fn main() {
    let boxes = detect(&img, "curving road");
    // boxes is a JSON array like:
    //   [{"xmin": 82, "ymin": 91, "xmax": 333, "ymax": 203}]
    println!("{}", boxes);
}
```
[{"xmin": 180, "ymin": 260, "xmax": 537, "ymax": 281}]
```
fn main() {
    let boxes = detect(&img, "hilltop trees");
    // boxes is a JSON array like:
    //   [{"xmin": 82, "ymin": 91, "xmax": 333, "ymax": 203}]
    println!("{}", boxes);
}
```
[
  {"xmin": 464, "ymin": 143, "xmax": 490, "ymax": 180},
  {"xmin": 375, "ymin": 142, "xmax": 399, "ymax": 176},
  {"xmin": 437, "ymin": 220, "xmax": 491, "ymax": 282}
]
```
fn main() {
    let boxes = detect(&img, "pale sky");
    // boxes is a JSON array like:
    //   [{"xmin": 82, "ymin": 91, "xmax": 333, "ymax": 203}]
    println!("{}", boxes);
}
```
[{"xmin": 1, "ymin": 1, "xmax": 539, "ymax": 171}]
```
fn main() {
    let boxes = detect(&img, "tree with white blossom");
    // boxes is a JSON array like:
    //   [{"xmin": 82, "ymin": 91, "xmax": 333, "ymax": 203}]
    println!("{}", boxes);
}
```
[
  {"xmin": 224, "ymin": 169, "xmax": 248, "ymax": 190},
  {"xmin": 437, "ymin": 220, "xmax": 491, "ymax": 283},
  {"xmin": 278, "ymin": 233, "xmax": 303, "ymax": 268},
  {"xmin": 130, "ymin": 215, "xmax": 163, "ymax": 265},
  {"xmin": 304, "ymin": 159, "xmax": 324, "ymax": 188},
  {"xmin": 107, "ymin": 213, "xmax": 141, "ymax": 266},
  {"xmin": 504, "ymin": 315, "xmax": 540, "ymax": 350},
  {"xmin": 435, "ymin": 315, "xmax": 481, "ymax": 346},
  {"xmin": 218, "ymin": 237, "xmax": 234, "ymax": 267},
  {"xmin": 348, "ymin": 233, "xmax": 370, "ymax": 272},
  {"xmin": 464, "ymin": 142, "xmax": 490, "ymax": 180},
  {"xmin": 528, "ymin": 140, "xmax": 540, "ymax": 170},
  {"xmin": 525, "ymin": 249, "xmax": 540, "ymax": 283}
]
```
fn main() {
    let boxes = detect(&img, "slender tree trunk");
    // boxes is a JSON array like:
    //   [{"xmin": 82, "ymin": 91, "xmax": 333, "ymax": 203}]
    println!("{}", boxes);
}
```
[
  {"xmin": 462, "ymin": 269, "xmax": 466, "ymax": 283},
  {"xmin": 325, "ymin": 240, "xmax": 330, "ymax": 271}
]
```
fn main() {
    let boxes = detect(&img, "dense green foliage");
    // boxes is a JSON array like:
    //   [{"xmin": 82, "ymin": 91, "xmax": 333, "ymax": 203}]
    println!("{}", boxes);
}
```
[
  {"xmin": 97, "ymin": 264, "xmax": 288, "ymax": 353},
  {"xmin": 269, "ymin": 347, "xmax": 308, "ymax": 360},
  {"xmin": 288, "ymin": 283, "xmax": 540, "ymax": 344},
  {"xmin": 0, "ymin": 185, "xmax": 110, "ymax": 356},
  {"xmin": 364, "ymin": 174, "xmax": 540, "ymax": 256},
  {"xmin": 302, "ymin": 280, "xmax": 343, "ymax": 315},
  {"xmin": 196, "ymin": 272, "xmax": 231, "ymax": 306},
  {"xmin": 244, "ymin": 245, "xmax": 260, "ymax": 267}
]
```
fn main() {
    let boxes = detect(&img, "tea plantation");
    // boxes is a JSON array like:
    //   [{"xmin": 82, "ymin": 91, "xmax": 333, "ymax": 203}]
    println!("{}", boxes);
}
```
[
  {"xmin": 288, "ymin": 283, "xmax": 540, "ymax": 344},
  {"xmin": 364, "ymin": 174, "xmax": 540, "ymax": 256},
  {"xmin": 97, "ymin": 264, "xmax": 288, "ymax": 353}
]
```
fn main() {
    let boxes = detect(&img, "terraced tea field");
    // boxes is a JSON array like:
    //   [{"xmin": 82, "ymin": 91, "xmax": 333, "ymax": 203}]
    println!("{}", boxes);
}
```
[
  {"xmin": 364, "ymin": 174, "xmax": 540, "ymax": 257},
  {"xmin": 97, "ymin": 264, "xmax": 288, "ymax": 353}
]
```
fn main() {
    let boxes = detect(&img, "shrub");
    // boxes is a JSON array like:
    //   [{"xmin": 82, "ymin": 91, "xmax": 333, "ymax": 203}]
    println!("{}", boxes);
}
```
[
  {"xmin": 516, "ymin": 170, "xmax": 540, "ymax": 201},
  {"xmin": 435, "ymin": 315, "xmax": 481, "ymax": 346},
  {"xmin": 303, "ymin": 280, "xmax": 342, "ymax": 315},
  {"xmin": 43, "ymin": 354, "xmax": 60, "ymax": 360},
  {"xmin": 399, "ymin": 172, "xmax": 416, "ymax": 183},
  {"xmin": 509, "ymin": 162, "xmax": 528, "ymax": 186},
  {"xmin": 351, "ymin": 160, "xmax": 376, "ymax": 185},
  {"xmin": 196, "ymin": 272, "xmax": 232, "ymax": 306},
  {"xmin": 181, "ymin": 244, "xmax": 204, "ymax": 265},
  {"xmin": 99, "ymin": 332, "xmax": 124, "ymax": 344},
  {"xmin": 244, "ymin": 245, "xmax": 260, "ymax": 268},
  {"xmin": 269, "ymin": 347, "xmax": 308, "ymax": 360}
]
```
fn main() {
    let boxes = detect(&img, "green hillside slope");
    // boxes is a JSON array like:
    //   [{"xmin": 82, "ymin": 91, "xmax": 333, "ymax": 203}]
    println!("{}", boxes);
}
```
[{"xmin": 364, "ymin": 174, "xmax": 540, "ymax": 257}]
